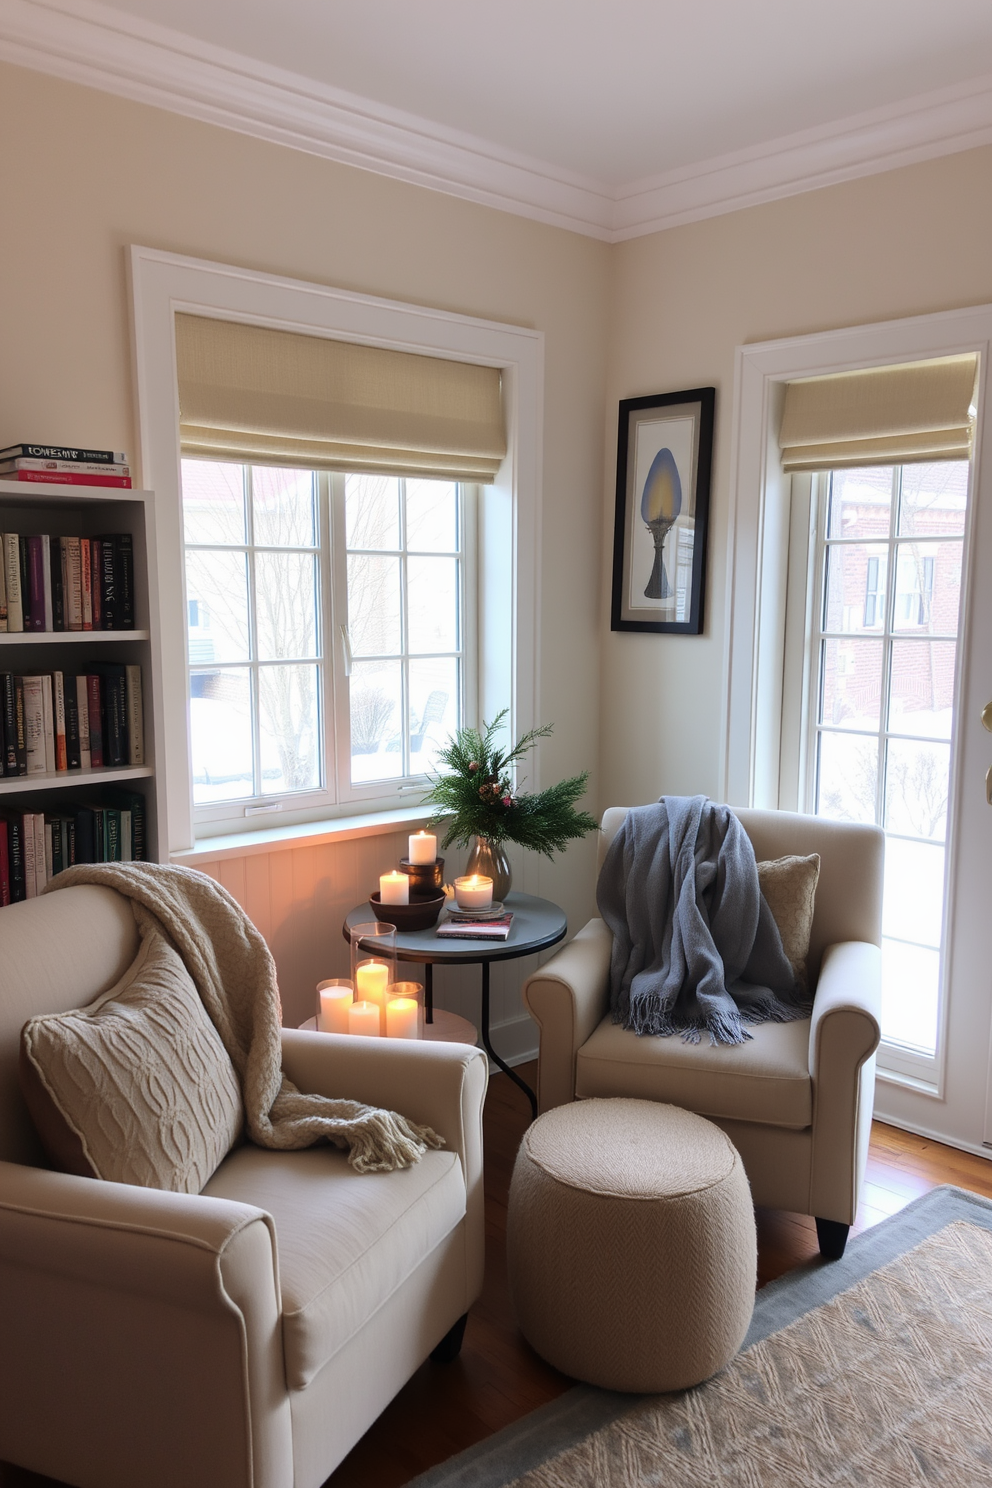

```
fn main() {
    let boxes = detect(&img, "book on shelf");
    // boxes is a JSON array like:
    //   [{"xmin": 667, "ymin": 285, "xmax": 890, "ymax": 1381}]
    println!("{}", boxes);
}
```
[
  {"xmin": 0, "ymin": 666, "xmax": 142, "ymax": 777},
  {"xmin": 21, "ymin": 676, "xmax": 45, "ymax": 775},
  {"xmin": 0, "ymin": 471, "xmax": 132, "ymax": 488},
  {"xmin": 0, "ymin": 445, "xmax": 128, "ymax": 465},
  {"xmin": 80, "ymin": 537, "xmax": 93, "ymax": 630},
  {"xmin": 125, "ymin": 664, "xmax": 143, "ymax": 766},
  {"xmin": 88, "ymin": 662, "xmax": 127, "ymax": 766},
  {"xmin": 0, "ymin": 531, "xmax": 136, "ymax": 631},
  {"xmin": 0, "ymin": 790, "xmax": 148, "ymax": 905},
  {"xmin": 0, "ymin": 459, "xmax": 130, "ymax": 478},
  {"xmin": 75, "ymin": 674, "xmax": 91, "ymax": 768},
  {"xmin": 26, "ymin": 536, "xmax": 46, "ymax": 632},
  {"xmin": 3, "ymin": 535, "xmax": 21, "ymax": 633},
  {"xmin": 53, "ymin": 671, "xmax": 67, "ymax": 772},
  {"xmin": 0, "ymin": 812, "xmax": 25, "ymax": 902},
  {"xmin": 0, "ymin": 541, "xmax": 6, "ymax": 632}
]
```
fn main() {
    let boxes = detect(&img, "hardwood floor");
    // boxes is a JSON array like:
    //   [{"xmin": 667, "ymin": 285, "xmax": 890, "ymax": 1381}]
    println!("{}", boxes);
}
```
[{"xmin": 4, "ymin": 1063, "xmax": 991, "ymax": 1488}]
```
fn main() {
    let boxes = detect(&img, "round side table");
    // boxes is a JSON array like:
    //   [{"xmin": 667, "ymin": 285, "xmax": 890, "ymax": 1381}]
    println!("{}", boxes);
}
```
[{"xmin": 343, "ymin": 892, "xmax": 567, "ymax": 1119}]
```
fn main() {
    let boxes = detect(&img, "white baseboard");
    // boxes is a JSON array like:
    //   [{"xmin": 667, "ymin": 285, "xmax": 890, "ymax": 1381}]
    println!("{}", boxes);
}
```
[
  {"xmin": 484, "ymin": 1011, "xmax": 538, "ymax": 1072},
  {"xmin": 873, "ymin": 1110, "xmax": 992, "ymax": 1164}
]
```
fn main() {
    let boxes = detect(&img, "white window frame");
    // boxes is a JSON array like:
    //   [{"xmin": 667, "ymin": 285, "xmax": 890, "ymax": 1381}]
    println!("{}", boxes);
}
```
[
  {"xmin": 184, "ymin": 466, "xmax": 478, "ymax": 833},
  {"xmin": 724, "ymin": 305, "xmax": 991, "ymax": 1102},
  {"xmin": 129, "ymin": 246, "xmax": 543, "ymax": 855}
]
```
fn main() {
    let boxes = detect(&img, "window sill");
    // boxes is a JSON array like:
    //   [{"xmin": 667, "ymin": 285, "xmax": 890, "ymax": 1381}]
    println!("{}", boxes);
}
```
[{"xmin": 170, "ymin": 804, "xmax": 435, "ymax": 864}]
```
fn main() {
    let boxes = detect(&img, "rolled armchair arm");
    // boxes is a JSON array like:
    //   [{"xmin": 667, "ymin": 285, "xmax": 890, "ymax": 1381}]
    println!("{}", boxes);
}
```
[
  {"xmin": 522, "ymin": 917, "xmax": 613, "ymax": 1112},
  {"xmin": 0, "ymin": 1161, "xmax": 291, "ymax": 1488},
  {"xmin": 281, "ymin": 1030, "xmax": 488, "ymax": 1303},
  {"xmin": 808, "ymin": 940, "xmax": 882, "ymax": 1225}
]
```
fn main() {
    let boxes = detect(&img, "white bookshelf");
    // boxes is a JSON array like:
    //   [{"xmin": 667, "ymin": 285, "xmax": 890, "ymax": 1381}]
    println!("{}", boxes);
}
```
[{"xmin": 0, "ymin": 480, "xmax": 165, "ymax": 865}]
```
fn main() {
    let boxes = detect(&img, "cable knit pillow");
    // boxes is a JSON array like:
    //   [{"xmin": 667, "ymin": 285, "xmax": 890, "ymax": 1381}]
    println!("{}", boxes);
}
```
[
  {"xmin": 19, "ymin": 932, "xmax": 243, "ymax": 1192},
  {"xmin": 757, "ymin": 853, "xmax": 821, "ymax": 992}
]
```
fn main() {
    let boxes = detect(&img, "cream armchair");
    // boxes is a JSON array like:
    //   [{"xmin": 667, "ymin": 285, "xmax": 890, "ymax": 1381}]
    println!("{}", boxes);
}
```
[
  {"xmin": 523, "ymin": 806, "xmax": 883, "ymax": 1259},
  {"xmin": 0, "ymin": 886, "xmax": 487, "ymax": 1488}
]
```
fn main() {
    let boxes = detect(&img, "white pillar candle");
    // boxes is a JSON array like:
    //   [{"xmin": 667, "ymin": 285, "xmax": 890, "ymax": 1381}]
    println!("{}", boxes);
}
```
[
  {"xmin": 408, "ymin": 831, "xmax": 437, "ymax": 864},
  {"xmin": 379, "ymin": 870, "xmax": 410, "ymax": 905},
  {"xmin": 355, "ymin": 959, "xmax": 390, "ymax": 1033},
  {"xmin": 386, "ymin": 996, "xmax": 420, "ymax": 1039},
  {"xmin": 317, "ymin": 980, "xmax": 353, "ymax": 1034},
  {"xmin": 454, "ymin": 874, "xmax": 494, "ymax": 911},
  {"xmin": 348, "ymin": 1000, "xmax": 381, "ymax": 1037}
]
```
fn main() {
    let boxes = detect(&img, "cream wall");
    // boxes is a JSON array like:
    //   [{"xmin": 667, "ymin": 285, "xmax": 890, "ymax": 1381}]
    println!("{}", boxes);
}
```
[
  {"xmin": 7, "ymin": 56, "xmax": 992, "ymax": 1042},
  {"xmin": 603, "ymin": 145, "xmax": 992, "ymax": 808},
  {"xmin": 0, "ymin": 61, "xmax": 610, "ymax": 1035}
]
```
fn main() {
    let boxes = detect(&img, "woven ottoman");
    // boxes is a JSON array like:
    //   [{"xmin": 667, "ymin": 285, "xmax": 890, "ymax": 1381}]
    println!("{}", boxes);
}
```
[{"xmin": 507, "ymin": 1098, "xmax": 756, "ymax": 1392}]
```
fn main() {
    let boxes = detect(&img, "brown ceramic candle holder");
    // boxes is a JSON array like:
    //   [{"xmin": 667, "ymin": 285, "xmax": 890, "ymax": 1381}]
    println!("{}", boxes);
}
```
[{"xmin": 399, "ymin": 857, "xmax": 445, "ymax": 893}]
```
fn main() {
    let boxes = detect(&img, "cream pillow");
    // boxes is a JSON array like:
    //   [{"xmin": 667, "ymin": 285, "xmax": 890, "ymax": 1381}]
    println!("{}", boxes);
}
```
[
  {"xmin": 20, "ymin": 932, "xmax": 243, "ymax": 1193},
  {"xmin": 757, "ymin": 853, "xmax": 821, "ymax": 991}
]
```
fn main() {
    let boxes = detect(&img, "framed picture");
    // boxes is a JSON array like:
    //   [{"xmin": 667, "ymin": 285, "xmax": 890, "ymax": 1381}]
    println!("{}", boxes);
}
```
[{"xmin": 610, "ymin": 387, "xmax": 715, "ymax": 634}]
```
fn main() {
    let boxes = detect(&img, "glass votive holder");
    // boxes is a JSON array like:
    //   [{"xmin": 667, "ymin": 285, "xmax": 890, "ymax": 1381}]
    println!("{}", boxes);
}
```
[
  {"xmin": 386, "ymin": 981, "xmax": 423, "ymax": 1040},
  {"xmin": 316, "ymin": 978, "xmax": 353, "ymax": 1034},
  {"xmin": 349, "ymin": 921, "xmax": 396, "ymax": 1035}
]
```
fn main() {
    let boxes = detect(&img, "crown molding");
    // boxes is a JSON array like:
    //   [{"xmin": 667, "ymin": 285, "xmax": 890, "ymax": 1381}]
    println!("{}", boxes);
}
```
[
  {"xmin": 614, "ymin": 71, "xmax": 992, "ymax": 238},
  {"xmin": 0, "ymin": 0, "xmax": 615, "ymax": 239},
  {"xmin": 3, "ymin": 0, "xmax": 992, "ymax": 243}
]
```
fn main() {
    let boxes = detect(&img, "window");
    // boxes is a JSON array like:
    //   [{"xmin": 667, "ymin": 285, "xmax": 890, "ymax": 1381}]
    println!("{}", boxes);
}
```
[
  {"xmin": 130, "ymin": 247, "xmax": 542, "ymax": 856},
  {"xmin": 804, "ymin": 460, "xmax": 967, "ymax": 1057},
  {"xmin": 182, "ymin": 460, "xmax": 469, "ymax": 826}
]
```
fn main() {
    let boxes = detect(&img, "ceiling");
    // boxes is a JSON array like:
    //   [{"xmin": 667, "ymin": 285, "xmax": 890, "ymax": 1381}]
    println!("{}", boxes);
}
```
[{"xmin": 5, "ymin": 0, "xmax": 992, "ymax": 238}]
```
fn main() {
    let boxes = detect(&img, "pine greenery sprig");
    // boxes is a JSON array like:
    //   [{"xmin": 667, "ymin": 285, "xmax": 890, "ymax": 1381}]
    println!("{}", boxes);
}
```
[{"xmin": 423, "ymin": 709, "xmax": 597, "ymax": 856}]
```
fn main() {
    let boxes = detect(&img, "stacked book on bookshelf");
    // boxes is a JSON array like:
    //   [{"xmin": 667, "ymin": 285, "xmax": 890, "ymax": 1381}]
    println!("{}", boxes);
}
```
[
  {"xmin": 1, "ymin": 666, "xmax": 143, "ymax": 775},
  {"xmin": 0, "ymin": 787, "xmax": 147, "ymax": 903},
  {"xmin": 0, "ymin": 444, "xmax": 131, "ymax": 489},
  {"xmin": 0, "ymin": 530, "xmax": 134, "ymax": 633}
]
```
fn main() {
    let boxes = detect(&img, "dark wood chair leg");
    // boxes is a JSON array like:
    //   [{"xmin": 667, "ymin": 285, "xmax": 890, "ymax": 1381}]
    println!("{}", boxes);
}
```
[
  {"xmin": 430, "ymin": 1312, "xmax": 468, "ymax": 1363},
  {"xmin": 815, "ymin": 1217, "xmax": 850, "ymax": 1259}
]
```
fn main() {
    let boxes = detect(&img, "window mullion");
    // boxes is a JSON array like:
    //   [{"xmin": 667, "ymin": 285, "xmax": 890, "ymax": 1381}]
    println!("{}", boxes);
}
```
[
  {"xmin": 875, "ymin": 467, "xmax": 901, "ymax": 827},
  {"xmin": 399, "ymin": 477, "xmax": 410, "ymax": 778},
  {"xmin": 242, "ymin": 467, "xmax": 264, "ymax": 801}
]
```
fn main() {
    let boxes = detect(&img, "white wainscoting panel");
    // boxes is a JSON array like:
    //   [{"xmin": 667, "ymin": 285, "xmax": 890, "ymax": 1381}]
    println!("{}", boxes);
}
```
[{"xmin": 191, "ymin": 826, "xmax": 543, "ymax": 1061}]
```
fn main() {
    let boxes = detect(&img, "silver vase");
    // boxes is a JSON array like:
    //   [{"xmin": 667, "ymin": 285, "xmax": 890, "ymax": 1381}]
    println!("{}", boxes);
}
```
[{"xmin": 465, "ymin": 837, "xmax": 512, "ymax": 900}]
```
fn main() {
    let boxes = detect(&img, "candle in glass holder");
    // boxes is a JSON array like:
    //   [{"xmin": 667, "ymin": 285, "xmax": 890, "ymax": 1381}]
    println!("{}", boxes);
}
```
[
  {"xmin": 355, "ymin": 958, "xmax": 390, "ymax": 1032},
  {"xmin": 408, "ymin": 831, "xmax": 437, "ymax": 864},
  {"xmin": 317, "ymin": 979, "xmax": 353, "ymax": 1033},
  {"xmin": 348, "ymin": 1000, "xmax": 381, "ymax": 1037},
  {"xmin": 379, "ymin": 870, "xmax": 410, "ymax": 905},
  {"xmin": 454, "ymin": 874, "xmax": 493, "ymax": 911},
  {"xmin": 386, "ymin": 996, "xmax": 420, "ymax": 1039}
]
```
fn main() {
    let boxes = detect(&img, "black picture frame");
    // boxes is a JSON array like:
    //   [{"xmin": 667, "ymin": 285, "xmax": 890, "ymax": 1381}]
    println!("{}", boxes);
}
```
[{"xmin": 610, "ymin": 387, "xmax": 715, "ymax": 634}]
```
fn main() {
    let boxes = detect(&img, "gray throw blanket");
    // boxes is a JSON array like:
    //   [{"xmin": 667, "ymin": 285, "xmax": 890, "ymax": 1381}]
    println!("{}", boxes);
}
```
[
  {"xmin": 597, "ymin": 797, "xmax": 811, "ymax": 1045},
  {"xmin": 45, "ymin": 862, "xmax": 443, "ymax": 1173}
]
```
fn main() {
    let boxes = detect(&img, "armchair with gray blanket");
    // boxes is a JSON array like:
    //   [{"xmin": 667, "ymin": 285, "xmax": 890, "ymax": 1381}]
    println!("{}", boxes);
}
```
[{"xmin": 522, "ymin": 805, "xmax": 883, "ymax": 1259}]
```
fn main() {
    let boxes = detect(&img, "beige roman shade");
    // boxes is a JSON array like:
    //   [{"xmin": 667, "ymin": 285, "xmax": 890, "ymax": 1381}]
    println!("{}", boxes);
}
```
[
  {"xmin": 175, "ymin": 313, "xmax": 506, "ymax": 482},
  {"xmin": 779, "ymin": 354, "xmax": 978, "ymax": 473}
]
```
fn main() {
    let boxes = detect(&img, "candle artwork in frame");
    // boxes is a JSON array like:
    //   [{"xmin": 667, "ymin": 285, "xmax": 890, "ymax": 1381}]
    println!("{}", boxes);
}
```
[{"xmin": 610, "ymin": 387, "xmax": 715, "ymax": 635}]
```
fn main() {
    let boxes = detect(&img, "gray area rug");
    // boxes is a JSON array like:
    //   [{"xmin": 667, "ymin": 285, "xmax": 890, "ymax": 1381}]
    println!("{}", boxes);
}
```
[{"xmin": 408, "ymin": 1185, "xmax": 992, "ymax": 1487}]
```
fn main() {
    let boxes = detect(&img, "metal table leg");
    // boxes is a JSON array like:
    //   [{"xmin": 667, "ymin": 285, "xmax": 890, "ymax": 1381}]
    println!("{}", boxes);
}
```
[
  {"xmin": 479, "ymin": 960, "xmax": 537, "ymax": 1120},
  {"xmin": 424, "ymin": 962, "xmax": 433, "ymax": 1024}
]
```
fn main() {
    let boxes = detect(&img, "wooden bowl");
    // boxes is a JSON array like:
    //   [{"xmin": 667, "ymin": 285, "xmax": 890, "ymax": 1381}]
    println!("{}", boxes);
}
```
[{"xmin": 369, "ymin": 890, "xmax": 446, "ymax": 931}]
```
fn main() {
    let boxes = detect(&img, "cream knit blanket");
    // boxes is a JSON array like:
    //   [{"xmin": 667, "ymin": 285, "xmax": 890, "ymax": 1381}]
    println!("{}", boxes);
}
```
[{"xmin": 45, "ymin": 862, "xmax": 443, "ymax": 1173}]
